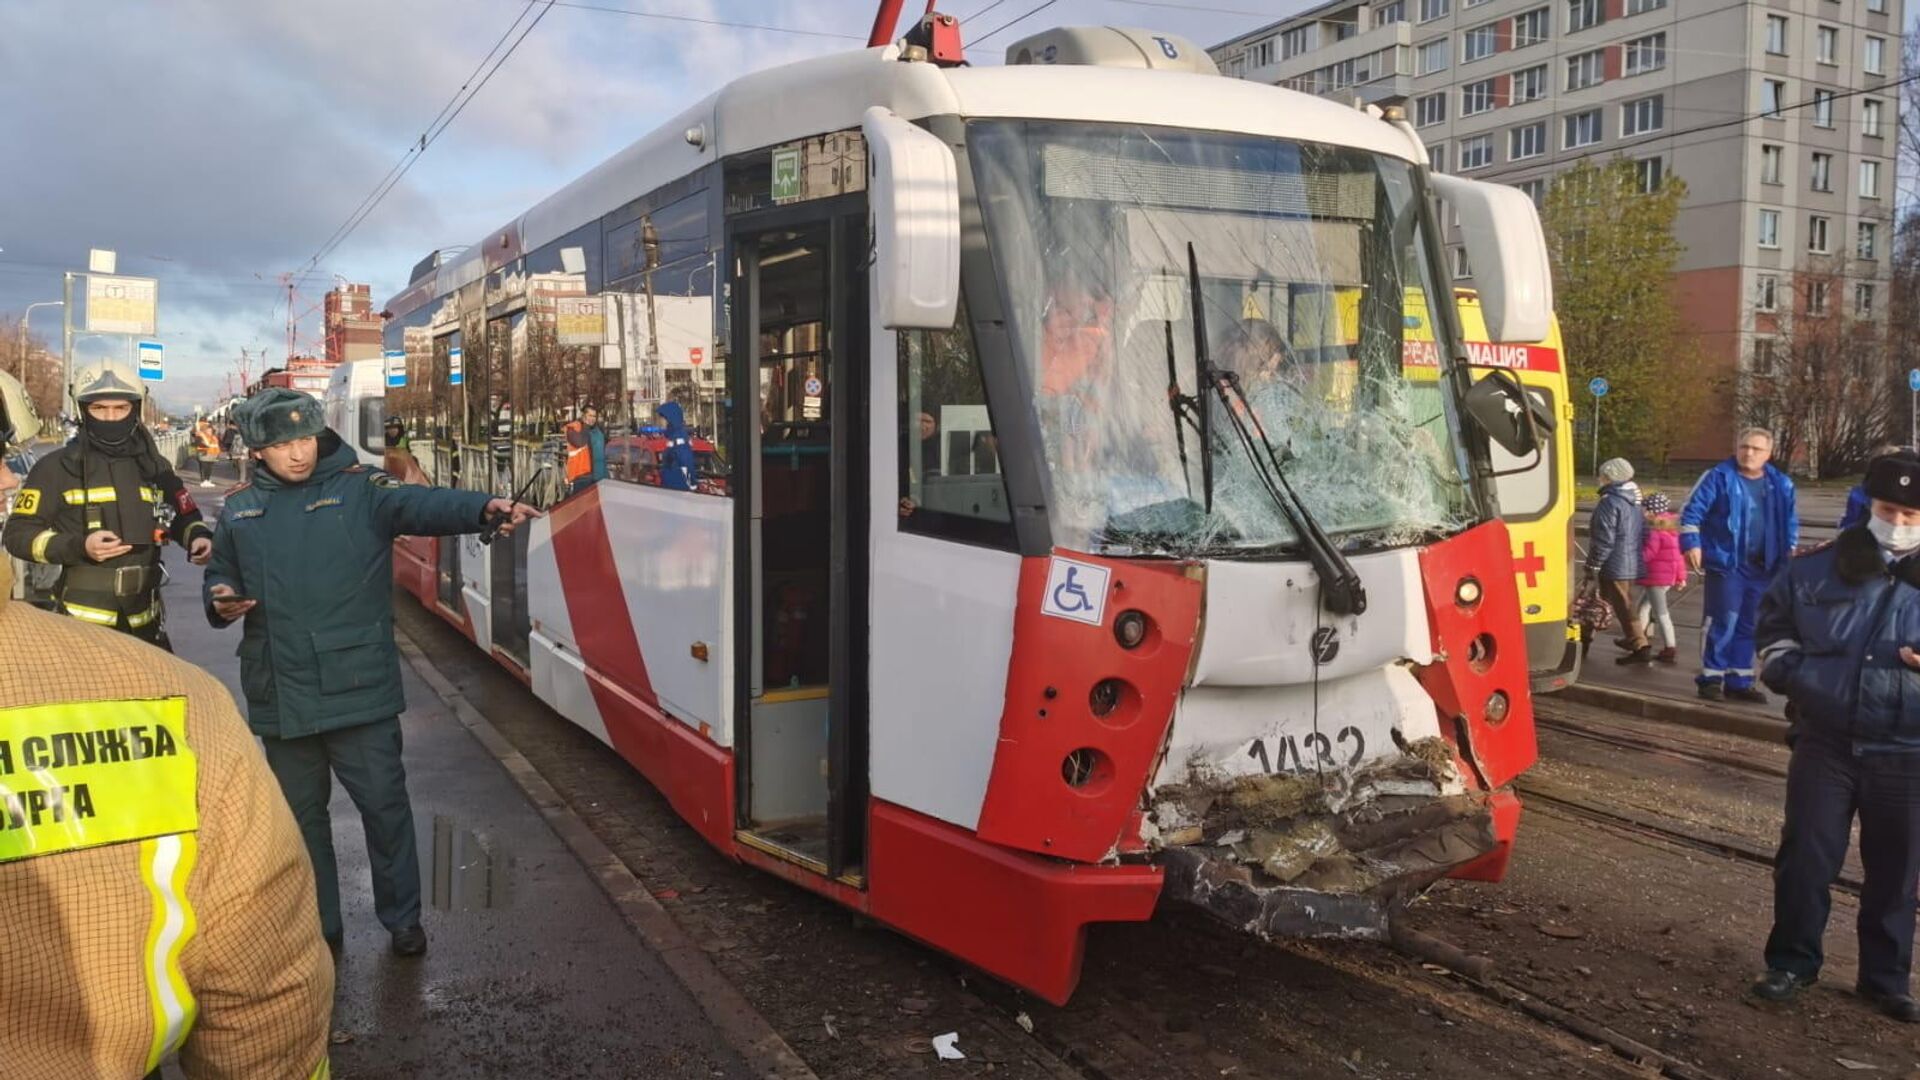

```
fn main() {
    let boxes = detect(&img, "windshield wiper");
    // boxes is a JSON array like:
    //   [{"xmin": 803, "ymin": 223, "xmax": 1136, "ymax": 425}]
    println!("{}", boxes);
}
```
[
  {"xmin": 1164, "ymin": 317, "xmax": 1213, "ymax": 510},
  {"xmin": 1186, "ymin": 243, "xmax": 1368, "ymax": 617}
]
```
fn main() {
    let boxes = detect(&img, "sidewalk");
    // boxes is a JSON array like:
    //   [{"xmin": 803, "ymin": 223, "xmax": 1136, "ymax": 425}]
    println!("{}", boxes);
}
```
[{"xmin": 158, "ymin": 491, "xmax": 764, "ymax": 1078}]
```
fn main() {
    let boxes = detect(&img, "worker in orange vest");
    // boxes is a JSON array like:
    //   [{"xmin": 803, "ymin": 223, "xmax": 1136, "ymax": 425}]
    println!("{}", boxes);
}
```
[
  {"xmin": 563, "ymin": 403, "xmax": 606, "ymax": 495},
  {"xmin": 191, "ymin": 418, "xmax": 222, "ymax": 486}
]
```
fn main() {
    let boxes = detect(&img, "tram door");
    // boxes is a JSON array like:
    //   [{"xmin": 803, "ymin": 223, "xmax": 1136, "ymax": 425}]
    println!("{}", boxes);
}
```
[{"xmin": 732, "ymin": 205, "xmax": 869, "ymax": 880}]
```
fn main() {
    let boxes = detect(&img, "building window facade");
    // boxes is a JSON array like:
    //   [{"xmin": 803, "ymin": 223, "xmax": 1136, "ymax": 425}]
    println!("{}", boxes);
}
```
[
  {"xmin": 1281, "ymin": 28, "xmax": 1310, "ymax": 58},
  {"xmin": 1868, "ymin": 0, "xmax": 1886, "ymax": 14},
  {"xmin": 1376, "ymin": 1, "xmax": 1407, "ymax": 25},
  {"xmin": 1462, "ymin": 79, "xmax": 1495, "ymax": 114},
  {"xmin": 1761, "ymin": 144, "xmax": 1783, "ymax": 184},
  {"xmin": 1416, "ymin": 92, "xmax": 1448, "ymax": 126},
  {"xmin": 1516, "ymin": 178, "xmax": 1547, "ymax": 205},
  {"xmin": 1816, "ymin": 25, "xmax": 1838, "ymax": 64},
  {"xmin": 1453, "ymin": 246, "xmax": 1474, "ymax": 278},
  {"xmin": 1808, "ymin": 215, "xmax": 1830, "ymax": 253},
  {"xmin": 1860, "ymin": 160, "xmax": 1881, "ymax": 198},
  {"xmin": 1624, "ymin": 32, "xmax": 1666, "ymax": 75},
  {"xmin": 1857, "ymin": 283, "xmax": 1876, "ymax": 317},
  {"xmin": 1758, "ymin": 209, "xmax": 1781, "ymax": 248},
  {"xmin": 1865, "ymin": 35, "xmax": 1886, "ymax": 73},
  {"xmin": 1864, "ymin": 99, "xmax": 1884, "ymax": 137},
  {"xmin": 1813, "ymin": 89, "xmax": 1835, "ymax": 127},
  {"xmin": 1418, "ymin": 38, "xmax": 1450, "ymax": 74},
  {"xmin": 1627, "ymin": 0, "xmax": 1666, "ymax": 13},
  {"xmin": 1568, "ymin": 0, "xmax": 1602, "ymax": 32},
  {"xmin": 1510, "ymin": 121, "xmax": 1548, "ymax": 159},
  {"xmin": 1757, "ymin": 275, "xmax": 1778, "ymax": 312},
  {"xmin": 1762, "ymin": 79, "xmax": 1786, "ymax": 115},
  {"xmin": 1808, "ymin": 281, "xmax": 1830, "ymax": 316},
  {"xmin": 1636, "ymin": 156, "xmax": 1664, "ymax": 192},
  {"xmin": 1429, "ymin": 142, "xmax": 1448, "ymax": 172},
  {"xmin": 1566, "ymin": 50, "xmax": 1605, "ymax": 90},
  {"xmin": 1459, "ymin": 134, "xmax": 1494, "ymax": 170},
  {"xmin": 1420, "ymin": 0, "xmax": 1451, "ymax": 22},
  {"xmin": 1513, "ymin": 7, "xmax": 1551, "ymax": 46},
  {"xmin": 1563, "ymin": 108, "xmax": 1603, "ymax": 147},
  {"xmin": 1859, "ymin": 221, "xmax": 1879, "ymax": 259},
  {"xmin": 1766, "ymin": 15, "xmax": 1789, "ymax": 55},
  {"xmin": 1622, "ymin": 95, "xmax": 1664, "ymax": 136},
  {"xmin": 1463, "ymin": 23, "xmax": 1497, "ymax": 61},
  {"xmin": 1513, "ymin": 64, "xmax": 1548, "ymax": 102},
  {"xmin": 1810, "ymin": 152, "xmax": 1832, "ymax": 192}
]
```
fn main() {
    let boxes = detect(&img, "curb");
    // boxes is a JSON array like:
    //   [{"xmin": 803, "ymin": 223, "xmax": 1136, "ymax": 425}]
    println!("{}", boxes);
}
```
[
  {"xmin": 1558, "ymin": 681, "xmax": 1788, "ymax": 744},
  {"xmin": 397, "ymin": 633, "xmax": 818, "ymax": 1080}
]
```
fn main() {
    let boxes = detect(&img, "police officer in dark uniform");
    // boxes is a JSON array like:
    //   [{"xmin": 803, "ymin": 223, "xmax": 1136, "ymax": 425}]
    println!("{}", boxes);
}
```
[
  {"xmin": 204, "ymin": 388, "xmax": 537, "ymax": 956},
  {"xmin": 1753, "ymin": 450, "xmax": 1920, "ymax": 1022},
  {"xmin": 2, "ymin": 368, "xmax": 211, "ymax": 646}
]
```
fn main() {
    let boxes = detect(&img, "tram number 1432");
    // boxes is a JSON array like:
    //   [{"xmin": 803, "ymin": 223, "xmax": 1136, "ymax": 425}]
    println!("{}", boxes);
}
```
[{"xmin": 1246, "ymin": 726, "xmax": 1367, "ymax": 775}]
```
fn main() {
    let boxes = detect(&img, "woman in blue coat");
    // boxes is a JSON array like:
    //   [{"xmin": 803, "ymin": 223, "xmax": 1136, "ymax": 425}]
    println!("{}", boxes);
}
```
[{"xmin": 1752, "ymin": 451, "xmax": 1920, "ymax": 1022}]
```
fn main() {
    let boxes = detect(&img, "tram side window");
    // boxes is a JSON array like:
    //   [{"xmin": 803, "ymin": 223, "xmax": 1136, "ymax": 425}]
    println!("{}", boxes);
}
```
[{"xmin": 898, "ymin": 298, "xmax": 1016, "ymax": 549}]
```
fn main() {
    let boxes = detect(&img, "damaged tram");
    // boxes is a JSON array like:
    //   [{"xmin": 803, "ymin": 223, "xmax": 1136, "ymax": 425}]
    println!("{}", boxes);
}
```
[{"xmin": 382, "ymin": 19, "xmax": 1555, "ymax": 1005}]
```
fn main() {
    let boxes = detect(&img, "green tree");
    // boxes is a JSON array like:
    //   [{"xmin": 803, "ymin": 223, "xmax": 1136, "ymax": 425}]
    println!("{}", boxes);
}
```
[{"xmin": 1540, "ymin": 160, "xmax": 1709, "ymax": 471}]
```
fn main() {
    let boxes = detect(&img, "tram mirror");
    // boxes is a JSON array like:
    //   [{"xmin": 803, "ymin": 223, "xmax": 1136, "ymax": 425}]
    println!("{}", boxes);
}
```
[
  {"xmin": 1462, "ymin": 368, "xmax": 1540, "ymax": 458},
  {"xmin": 1428, "ymin": 173, "xmax": 1552, "ymax": 344},
  {"xmin": 863, "ymin": 106, "xmax": 960, "ymax": 330}
]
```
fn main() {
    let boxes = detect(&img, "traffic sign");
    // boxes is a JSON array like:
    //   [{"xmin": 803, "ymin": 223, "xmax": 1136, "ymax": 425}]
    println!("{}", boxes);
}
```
[
  {"xmin": 804, "ymin": 376, "xmax": 823, "ymax": 396},
  {"xmin": 1588, "ymin": 376, "xmax": 1610, "ymax": 398},
  {"xmin": 449, "ymin": 346, "xmax": 464, "ymax": 386},
  {"xmin": 1908, "ymin": 368, "xmax": 1919, "ymax": 392},
  {"xmin": 136, "ymin": 340, "xmax": 163, "ymax": 382},
  {"xmin": 385, "ymin": 349, "xmax": 406, "ymax": 388}
]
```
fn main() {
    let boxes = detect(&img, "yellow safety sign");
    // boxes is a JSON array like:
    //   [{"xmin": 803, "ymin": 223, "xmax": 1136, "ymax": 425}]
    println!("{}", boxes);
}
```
[{"xmin": 0, "ymin": 696, "xmax": 197, "ymax": 863}]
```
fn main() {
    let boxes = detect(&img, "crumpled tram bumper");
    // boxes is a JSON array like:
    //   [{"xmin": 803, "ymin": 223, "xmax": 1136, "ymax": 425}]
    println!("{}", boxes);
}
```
[{"xmin": 1154, "ymin": 790, "xmax": 1502, "ymax": 939}]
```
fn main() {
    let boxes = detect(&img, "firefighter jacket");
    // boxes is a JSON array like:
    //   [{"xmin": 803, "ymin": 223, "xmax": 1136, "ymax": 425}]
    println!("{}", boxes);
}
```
[
  {"xmin": 2, "ymin": 435, "xmax": 212, "ymax": 633},
  {"xmin": 203, "ymin": 433, "xmax": 493, "ymax": 740},
  {"xmin": 0, "ymin": 555, "xmax": 334, "ymax": 1078}
]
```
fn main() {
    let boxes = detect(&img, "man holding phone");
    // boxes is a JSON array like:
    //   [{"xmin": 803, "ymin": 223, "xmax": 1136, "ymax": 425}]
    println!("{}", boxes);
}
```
[
  {"xmin": 2, "ymin": 367, "xmax": 211, "ymax": 647},
  {"xmin": 204, "ymin": 388, "xmax": 537, "ymax": 958}
]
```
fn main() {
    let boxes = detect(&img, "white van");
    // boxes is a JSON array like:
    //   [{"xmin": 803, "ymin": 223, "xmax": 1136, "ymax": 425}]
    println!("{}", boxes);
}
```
[{"xmin": 324, "ymin": 359, "xmax": 387, "ymax": 468}]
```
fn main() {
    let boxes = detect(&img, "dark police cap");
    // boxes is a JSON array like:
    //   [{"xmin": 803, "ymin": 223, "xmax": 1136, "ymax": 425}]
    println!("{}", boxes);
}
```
[
  {"xmin": 1865, "ymin": 450, "xmax": 1920, "ymax": 510},
  {"xmin": 237, "ymin": 388, "xmax": 326, "ymax": 448}
]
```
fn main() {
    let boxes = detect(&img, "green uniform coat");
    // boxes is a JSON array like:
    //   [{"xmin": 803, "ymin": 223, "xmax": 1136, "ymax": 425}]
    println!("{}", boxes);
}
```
[{"xmin": 204, "ymin": 434, "xmax": 492, "ymax": 739}]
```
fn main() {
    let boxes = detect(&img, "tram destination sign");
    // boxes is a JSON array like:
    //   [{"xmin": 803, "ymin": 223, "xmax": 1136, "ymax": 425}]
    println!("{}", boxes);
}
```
[{"xmin": 85, "ymin": 274, "xmax": 158, "ymax": 336}]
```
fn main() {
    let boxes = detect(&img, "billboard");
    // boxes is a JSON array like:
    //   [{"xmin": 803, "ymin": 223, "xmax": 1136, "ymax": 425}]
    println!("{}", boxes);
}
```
[
  {"xmin": 555, "ymin": 296, "xmax": 607, "ymax": 346},
  {"xmin": 85, "ymin": 275, "xmax": 158, "ymax": 335}
]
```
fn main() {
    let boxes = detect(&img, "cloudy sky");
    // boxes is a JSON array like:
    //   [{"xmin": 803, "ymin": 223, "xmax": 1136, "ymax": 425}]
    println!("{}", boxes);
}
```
[{"xmin": 0, "ymin": 0, "xmax": 1274, "ymax": 409}]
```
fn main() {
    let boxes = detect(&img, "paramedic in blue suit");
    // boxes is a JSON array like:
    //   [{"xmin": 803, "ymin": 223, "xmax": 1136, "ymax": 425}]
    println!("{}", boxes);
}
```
[
  {"xmin": 657, "ymin": 401, "xmax": 697, "ymax": 491},
  {"xmin": 1751, "ymin": 451, "xmax": 1920, "ymax": 1022},
  {"xmin": 1680, "ymin": 427, "xmax": 1798, "ymax": 704}
]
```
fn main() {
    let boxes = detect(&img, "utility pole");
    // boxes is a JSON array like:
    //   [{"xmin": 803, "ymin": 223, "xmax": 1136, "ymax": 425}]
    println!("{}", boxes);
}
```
[
  {"xmin": 60, "ymin": 271, "xmax": 75, "ymax": 419},
  {"xmin": 18, "ymin": 300, "xmax": 63, "ymax": 382}
]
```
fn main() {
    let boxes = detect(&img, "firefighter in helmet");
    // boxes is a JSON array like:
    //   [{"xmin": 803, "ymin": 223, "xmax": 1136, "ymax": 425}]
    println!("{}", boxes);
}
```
[{"xmin": 1, "ymin": 368, "xmax": 212, "ymax": 647}]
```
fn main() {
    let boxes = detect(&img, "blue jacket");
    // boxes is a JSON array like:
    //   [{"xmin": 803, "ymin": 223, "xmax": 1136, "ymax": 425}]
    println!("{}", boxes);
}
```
[
  {"xmin": 1840, "ymin": 485, "xmax": 1870, "ymax": 530},
  {"xmin": 1586, "ymin": 481, "xmax": 1645, "ymax": 580},
  {"xmin": 1679, "ymin": 459, "xmax": 1797, "ymax": 575},
  {"xmin": 204, "ymin": 436, "xmax": 494, "ymax": 739},
  {"xmin": 658, "ymin": 402, "xmax": 697, "ymax": 491},
  {"xmin": 1758, "ymin": 533, "xmax": 1920, "ymax": 743}
]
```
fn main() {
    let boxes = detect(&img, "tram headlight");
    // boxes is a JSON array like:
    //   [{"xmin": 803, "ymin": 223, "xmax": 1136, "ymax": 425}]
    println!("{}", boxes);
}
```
[
  {"xmin": 1114, "ymin": 610, "xmax": 1149, "ymax": 649},
  {"xmin": 1455, "ymin": 577, "xmax": 1483, "ymax": 607},
  {"xmin": 1484, "ymin": 690, "xmax": 1511, "ymax": 724}
]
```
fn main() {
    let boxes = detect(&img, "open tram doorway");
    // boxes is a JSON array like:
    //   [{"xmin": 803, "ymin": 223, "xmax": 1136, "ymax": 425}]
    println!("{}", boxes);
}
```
[{"xmin": 731, "ymin": 204, "xmax": 869, "ymax": 881}]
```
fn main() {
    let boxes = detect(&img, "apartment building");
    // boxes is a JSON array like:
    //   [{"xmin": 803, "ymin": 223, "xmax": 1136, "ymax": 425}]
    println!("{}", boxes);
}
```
[{"xmin": 1212, "ymin": 0, "xmax": 1902, "ymax": 459}]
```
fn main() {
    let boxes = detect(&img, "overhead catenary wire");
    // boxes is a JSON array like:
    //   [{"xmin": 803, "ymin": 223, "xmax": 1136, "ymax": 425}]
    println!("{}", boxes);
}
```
[
  {"xmin": 972, "ymin": 0, "xmax": 1064, "ymax": 45},
  {"xmin": 537, "ymin": 1, "xmax": 860, "ymax": 39},
  {"xmin": 296, "ymin": 1, "xmax": 557, "ymax": 286}
]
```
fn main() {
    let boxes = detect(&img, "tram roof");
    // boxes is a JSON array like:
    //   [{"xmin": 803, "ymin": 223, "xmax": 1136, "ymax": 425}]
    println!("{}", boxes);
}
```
[{"xmin": 392, "ymin": 41, "xmax": 1417, "ymax": 314}]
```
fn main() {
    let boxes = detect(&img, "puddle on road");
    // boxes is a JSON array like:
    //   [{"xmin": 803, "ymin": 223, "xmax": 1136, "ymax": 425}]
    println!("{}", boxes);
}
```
[{"xmin": 429, "ymin": 816, "xmax": 515, "ymax": 911}]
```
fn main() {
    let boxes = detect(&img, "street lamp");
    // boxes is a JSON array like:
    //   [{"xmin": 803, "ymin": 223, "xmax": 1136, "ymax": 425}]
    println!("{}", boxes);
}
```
[{"xmin": 17, "ymin": 300, "xmax": 63, "ymax": 381}]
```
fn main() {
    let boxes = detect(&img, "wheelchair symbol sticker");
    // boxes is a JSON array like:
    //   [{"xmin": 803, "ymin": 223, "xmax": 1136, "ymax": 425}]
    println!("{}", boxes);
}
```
[{"xmin": 1042, "ymin": 556, "xmax": 1110, "ymax": 626}]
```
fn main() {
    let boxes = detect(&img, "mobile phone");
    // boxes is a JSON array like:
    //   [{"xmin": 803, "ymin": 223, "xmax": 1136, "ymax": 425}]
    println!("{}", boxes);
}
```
[{"xmin": 214, "ymin": 593, "xmax": 256, "ymax": 604}]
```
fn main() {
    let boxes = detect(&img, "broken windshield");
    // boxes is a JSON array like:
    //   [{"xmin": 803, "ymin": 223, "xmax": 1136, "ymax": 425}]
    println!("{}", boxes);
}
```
[{"xmin": 968, "ymin": 119, "xmax": 1481, "ymax": 557}]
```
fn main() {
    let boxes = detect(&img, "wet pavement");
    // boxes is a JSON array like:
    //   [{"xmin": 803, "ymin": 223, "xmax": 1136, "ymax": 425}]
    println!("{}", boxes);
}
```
[{"xmin": 159, "ymin": 477, "xmax": 758, "ymax": 1079}]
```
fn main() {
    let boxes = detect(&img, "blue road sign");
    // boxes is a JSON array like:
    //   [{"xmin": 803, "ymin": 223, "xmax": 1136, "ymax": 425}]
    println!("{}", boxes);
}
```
[
  {"xmin": 136, "ymin": 340, "xmax": 163, "ymax": 382},
  {"xmin": 449, "ymin": 346, "xmax": 464, "ymax": 386},
  {"xmin": 1908, "ymin": 368, "xmax": 1920, "ymax": 392},
  {"xmin": 1588, "ymin": 376, "xmax": 1610, "ymax": 398},
  {"xmin": 384, "ymin": 349, "xmax": 406, "ymax": 389}
]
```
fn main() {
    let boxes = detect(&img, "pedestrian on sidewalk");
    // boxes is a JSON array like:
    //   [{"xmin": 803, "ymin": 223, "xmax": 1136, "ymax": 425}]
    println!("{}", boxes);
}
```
[
  {"xmin": 0, "ymin": 422, "xmax": 334, "ymax": 1077},
  {"xmin": 192, "ymin": 417, "xmax": 221, "ymax": 487},
  {"xmin": 1680, "ymin": 427, "xmax": 1798, "ymax": 703},
  {"xmin": 1586, "ymin": 458, "xmax": 1653, "ymax": 665},
  {"xmin": 1751, "ymin": 450, "xmax": 1920, "ymax": 1023},
  {"xmin": 1635, "ymin": 491, "xmax": 1687, "ymax": 664},
  {"xmin": 203, "ymin": 388, "xmax": 539, "ymax": 958}
]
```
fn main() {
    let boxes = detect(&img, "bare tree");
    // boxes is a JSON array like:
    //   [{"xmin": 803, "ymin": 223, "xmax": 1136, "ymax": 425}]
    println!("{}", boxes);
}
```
[{"xmin": 1748, "ymin": 256, "xmax": 1897, "ymax": 477}]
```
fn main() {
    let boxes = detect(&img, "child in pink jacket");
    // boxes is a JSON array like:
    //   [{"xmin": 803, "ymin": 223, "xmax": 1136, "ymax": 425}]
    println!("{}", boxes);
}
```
[{"xmin": 1636, "ymin": 492, "xmax": 1688, "ymax": 663}]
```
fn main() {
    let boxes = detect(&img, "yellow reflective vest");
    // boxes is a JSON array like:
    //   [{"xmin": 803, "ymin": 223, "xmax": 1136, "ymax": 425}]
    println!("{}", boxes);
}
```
[{"xmin": 0, "ymin": 557, "xmax": 333, "ymax": 1078}]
